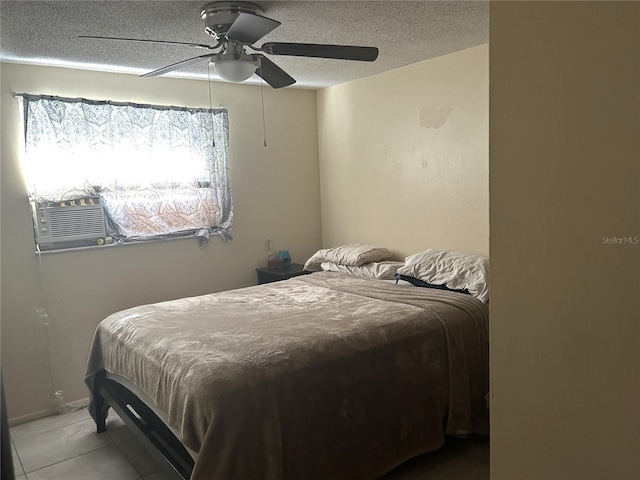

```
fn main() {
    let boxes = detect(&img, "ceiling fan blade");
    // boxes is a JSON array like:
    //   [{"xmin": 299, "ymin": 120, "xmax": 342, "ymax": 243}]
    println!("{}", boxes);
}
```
[
  {"xmin": 79, "ymin": 35, "xmax": 215, "ymax": 50},
  {"xmin": 141, "ymin": 53, "xmax": 217, "ymax": 77},
  {"xmin": 262, "ymin": 43, "xmax": 379, "ymax": 62},
  {"xmin": 226, "ymin": 12, "xmax": 281, "ymax": 45},
  {"xmin": 256, "ymin": 56, "xmax": 296, "ymax": 89}
]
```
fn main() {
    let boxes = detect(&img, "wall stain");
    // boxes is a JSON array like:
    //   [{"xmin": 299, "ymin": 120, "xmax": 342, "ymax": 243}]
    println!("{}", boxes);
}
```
[{"xmin": 419, "ymin": 103, "xmax": 453, "ymax": 129}]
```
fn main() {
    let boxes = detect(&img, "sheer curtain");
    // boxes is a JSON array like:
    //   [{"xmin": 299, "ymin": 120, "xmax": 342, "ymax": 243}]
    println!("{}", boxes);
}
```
[{"xmin": 21, "ymin": 94, "xmax": 233, "ymax": 242}]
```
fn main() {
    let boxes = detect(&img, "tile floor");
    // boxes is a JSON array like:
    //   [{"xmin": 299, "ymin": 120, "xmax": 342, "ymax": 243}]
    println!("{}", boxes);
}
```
[
  {"xmin": 9, "ymin": 408, "xmax": 179, "ymax": 480},
  {"xmin": 9, "ymin": 408, "xmax": 489, "ymax": 479}
]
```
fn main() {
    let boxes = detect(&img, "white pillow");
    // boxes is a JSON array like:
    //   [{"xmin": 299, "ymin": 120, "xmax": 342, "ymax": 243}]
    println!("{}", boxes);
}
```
[
  {"xmin": 320, "ymin": 261, "xmax": 404, "ymax": 280},
  {"xmin": 396, "ymin": 249, "xmax": 490, "ymax": 303},
  {"xmin": 304, "ymin": 243, "xmax": 393, "ymax": 271}
]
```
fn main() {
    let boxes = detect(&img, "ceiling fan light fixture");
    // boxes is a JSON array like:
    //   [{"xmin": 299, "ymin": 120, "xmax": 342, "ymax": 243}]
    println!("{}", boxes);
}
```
[{"xmin": 214, "ymin": 59, "xmax": 256, "ymax": 82}]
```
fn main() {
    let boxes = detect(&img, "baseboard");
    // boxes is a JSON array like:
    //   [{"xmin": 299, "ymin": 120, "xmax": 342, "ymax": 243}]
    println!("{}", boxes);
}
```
[{"xmin": 8, "ymin": 397, "xmax": 89, "ymax": 426}]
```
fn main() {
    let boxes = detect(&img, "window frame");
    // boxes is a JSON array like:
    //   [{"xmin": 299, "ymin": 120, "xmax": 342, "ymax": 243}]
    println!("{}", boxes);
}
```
[{"xmin": 18, "ymin": 94, "xmax": 233, "ymax": 251}]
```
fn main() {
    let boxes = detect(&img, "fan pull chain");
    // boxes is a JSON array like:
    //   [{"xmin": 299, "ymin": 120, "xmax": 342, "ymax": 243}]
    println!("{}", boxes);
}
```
[
  {"xmin": 261, "ymin": 76, "xmax": 267, "ymax": 147},
  {"xmin": 207, "ymin": 62, "xmax": 216, "ymax": 147}
]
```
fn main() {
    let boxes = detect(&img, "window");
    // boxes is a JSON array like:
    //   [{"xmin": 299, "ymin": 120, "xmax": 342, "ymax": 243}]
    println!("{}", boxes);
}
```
[{"xmin": 19, "ymin": 95, "xmax": 232, "ymax": 250}]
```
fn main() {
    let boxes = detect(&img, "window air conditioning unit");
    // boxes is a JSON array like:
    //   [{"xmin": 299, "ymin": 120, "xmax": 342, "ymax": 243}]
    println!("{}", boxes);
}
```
[{"xmin": 34, "ymin": 197, "xmax": 106, "ymax": 247}]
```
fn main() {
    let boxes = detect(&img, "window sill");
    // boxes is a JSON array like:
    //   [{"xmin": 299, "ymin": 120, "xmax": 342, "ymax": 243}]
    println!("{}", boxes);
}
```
[{"xmin": 35, "ymin": 234, "xmax": 202, "ymax": 255}]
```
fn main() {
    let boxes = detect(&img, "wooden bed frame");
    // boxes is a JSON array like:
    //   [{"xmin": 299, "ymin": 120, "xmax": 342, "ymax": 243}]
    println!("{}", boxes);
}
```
[{"xmin": 92, "ymin": 371, "xmax": 194, "ymax": 480}]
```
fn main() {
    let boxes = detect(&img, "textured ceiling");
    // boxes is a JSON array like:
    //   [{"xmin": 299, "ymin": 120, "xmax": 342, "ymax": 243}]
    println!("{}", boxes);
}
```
[{"xmin": 0, "ymin": 1, "xmax": 488, "ymax": 89}]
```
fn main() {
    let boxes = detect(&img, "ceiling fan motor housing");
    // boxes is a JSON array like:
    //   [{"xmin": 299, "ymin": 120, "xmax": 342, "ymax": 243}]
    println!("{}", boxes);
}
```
[{"xmin": 201, "ymin": 1, "xmax": 264, "ymax": 39}]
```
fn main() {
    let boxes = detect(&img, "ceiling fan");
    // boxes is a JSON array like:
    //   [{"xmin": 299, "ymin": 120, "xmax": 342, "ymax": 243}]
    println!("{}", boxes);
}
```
[{"xmin": 80, "ymin": 1, "xmax": 379, "ymax": 89}]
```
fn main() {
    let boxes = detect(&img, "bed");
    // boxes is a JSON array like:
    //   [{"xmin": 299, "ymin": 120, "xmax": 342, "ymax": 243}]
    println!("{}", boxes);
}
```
[{"xmin": 85, "ymin": 260, "xmax": 489, "ymax": 479}]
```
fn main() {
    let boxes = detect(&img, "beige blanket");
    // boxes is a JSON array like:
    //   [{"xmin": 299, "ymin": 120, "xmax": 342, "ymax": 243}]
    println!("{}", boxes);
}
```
[{"xmin": 85, "ymin": 272, "xmax": 488, "ymax": 479}]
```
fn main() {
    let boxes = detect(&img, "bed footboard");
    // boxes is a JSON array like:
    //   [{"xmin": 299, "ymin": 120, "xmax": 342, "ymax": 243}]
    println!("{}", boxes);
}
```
[{"xmin": 93, "ymin": 372, "xmax": 194, "ymax": 479}]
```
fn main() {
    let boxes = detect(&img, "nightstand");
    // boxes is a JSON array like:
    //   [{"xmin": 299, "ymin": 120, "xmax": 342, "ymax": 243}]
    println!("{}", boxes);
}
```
[{"xmin": 256, "ymin": 263, "xmax": 310, "ymax": 285}]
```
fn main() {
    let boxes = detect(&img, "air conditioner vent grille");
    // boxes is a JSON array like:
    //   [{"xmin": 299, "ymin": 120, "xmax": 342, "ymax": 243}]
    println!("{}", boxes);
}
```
[{"xmin": 48, "ymin": 209, "xmax": 106, "ymax": 238}]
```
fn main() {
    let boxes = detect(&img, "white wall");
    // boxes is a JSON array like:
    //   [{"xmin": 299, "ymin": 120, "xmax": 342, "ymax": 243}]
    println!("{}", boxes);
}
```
[
  {"xmin": 317, "ymin": 45, "xmax": 489, "ymax": 259},
  {"xmin": 0, "ymin": 64, "xmax": 322, "ymax": 422},
  {"xmin": 490, "ymin": 2, "xmax": 640, "ymax": 479}
]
